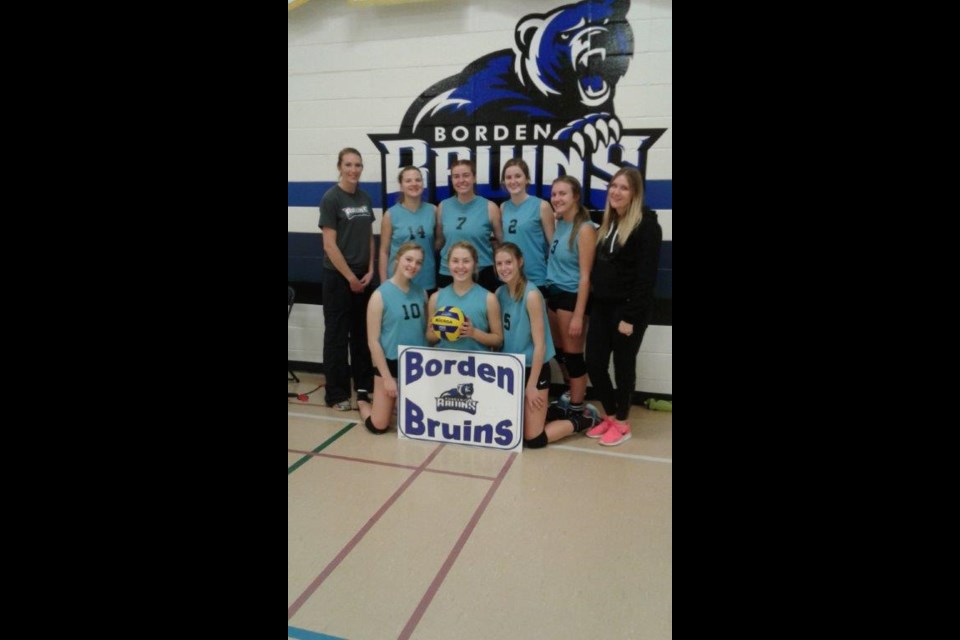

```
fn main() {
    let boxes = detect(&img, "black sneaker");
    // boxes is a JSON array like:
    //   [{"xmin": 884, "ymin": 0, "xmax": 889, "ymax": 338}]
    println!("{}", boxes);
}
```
[
  {"xmin": 545, "ymin": 401, "xmax": 570, "ymax": 422},
  {"xmin": 570, "ymin": 406, "xmax": 601, "ymax": 433}
]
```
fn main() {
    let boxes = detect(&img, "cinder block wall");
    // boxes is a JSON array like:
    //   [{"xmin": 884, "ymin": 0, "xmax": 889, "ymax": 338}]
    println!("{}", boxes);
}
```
[{"xmin": 289, "ymin": 0, "xmax": 672, "ymax": 395}]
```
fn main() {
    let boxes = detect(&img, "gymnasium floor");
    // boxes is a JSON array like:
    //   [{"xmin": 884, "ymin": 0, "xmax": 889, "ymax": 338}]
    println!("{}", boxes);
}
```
[{"xmin": 288, "ymin": 370, "xmax": 672, "ymax": 640}]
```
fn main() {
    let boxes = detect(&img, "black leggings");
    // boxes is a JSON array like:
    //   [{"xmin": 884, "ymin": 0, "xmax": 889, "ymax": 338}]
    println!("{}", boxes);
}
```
[
  {"xmin": 585, "ymin": 299, "xmax": 647, "ymax": 421},
  {"xmin": 322, "ymin": 268, "xmax": 373, "ymax": 405}
]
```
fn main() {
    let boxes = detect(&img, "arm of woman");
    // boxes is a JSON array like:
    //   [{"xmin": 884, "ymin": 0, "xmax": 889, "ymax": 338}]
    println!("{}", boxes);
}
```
[
  {"xmin": 489, "ymin": 200, "xmax": 504, "ymax": 245},
  {"xmin": 322, "ymin": 227, "xmax": 364, "ymax": 292},
  {"xmin": 425, "ymin": 291, "xmax": 440, "ymax": 345},
  {"xmin": 366, "ymin": 289, "xmax": 391, "ymax": 379},
  {"xmin": 434, "ymin": 202, "xmax": 445, "ymax": 251},
  {"xmin": 463, "ymin": 292, "xmax": 503, "ymax": 348},
  {"xmin": 620, "ymin": 218, "xmax": 663, "ymax": 333},
  {"xmin": 360, "ymin": 233, "xmax": 375, "ymax": 288},
  {"xmin": 540, "ymin": 199, "xmax": 556, "ymax": 246},
  {"xmin": 569, "ymin": 223, "xmax": 597, "ymax": 337},
  {"xmin": 525, "ymin": 289, "xmax": 548, "ymax": 408},
  {"xmin": 378, "ymin": 212, "xmax": 393, "ymax": 283}
]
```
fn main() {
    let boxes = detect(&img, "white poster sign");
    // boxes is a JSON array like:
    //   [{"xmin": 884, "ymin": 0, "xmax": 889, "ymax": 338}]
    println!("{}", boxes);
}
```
[{"xmin": 397, "ymin": 345, "xmax": 524, "ymax": 451}]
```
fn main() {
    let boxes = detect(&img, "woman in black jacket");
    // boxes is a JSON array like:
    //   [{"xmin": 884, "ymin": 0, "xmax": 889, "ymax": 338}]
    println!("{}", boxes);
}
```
[{"xmin": 584, "ymin": 167, "xmax": 662, "ymax": 446}]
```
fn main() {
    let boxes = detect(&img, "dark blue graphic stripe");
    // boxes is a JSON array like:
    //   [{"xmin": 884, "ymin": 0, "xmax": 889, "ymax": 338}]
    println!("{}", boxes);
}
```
[{"xmin": 288, "ymin": 180, "xmax": 672, "ymax": 210}]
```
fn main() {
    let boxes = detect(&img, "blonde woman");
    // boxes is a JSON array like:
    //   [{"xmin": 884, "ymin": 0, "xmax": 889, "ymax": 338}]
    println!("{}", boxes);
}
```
[
  {"xmin": 495, "ymin": 242, "xmax": 598, "ymax": 448},
  {"xmin": 584, "ymin": 167, "xmax": 662, "ymax": 446},
  {"xmin": 435, "ymin": 159, "xmax": 504, "ymax": 293},
  {"xmin": 319, "ymin": 147, "xmax": 375, "ymax": 411},
  {"xmin": 499, "ymin": 158, "xmax": 554, "ymax": 290},
  {"xmin": 543, "ymin": 175, "xmax": 596, "ymax": 423},
  {"xmin": 426, "ymin": 241, "xmax": 503, "ymax": 352},
  {"xmin": 360, "ymin": 242, "xmax": 428, "ymax": 434},
  {"xmin": 379, "ymin": 166, "xmax": 437, "ymax": 294}
]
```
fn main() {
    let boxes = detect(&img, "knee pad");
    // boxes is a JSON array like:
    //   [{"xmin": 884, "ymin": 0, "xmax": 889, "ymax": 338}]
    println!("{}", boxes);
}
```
[
  {"xmin": 565, "ymin": 352, "xmax": 586, "ymax": 378},
  {"xmin": 554, "ymin": 350, "xmax": 567, "ymax": 366},
  {"xmin": 523, "ymin": 431, "xmax": 548, "ymax": 449},
  {"xmin": 364, "ymin": 416, "xmax": 388, "ymax": 435}
]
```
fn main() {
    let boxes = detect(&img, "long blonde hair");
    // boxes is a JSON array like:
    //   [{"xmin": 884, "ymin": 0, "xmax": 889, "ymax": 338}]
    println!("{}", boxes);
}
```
[
  {"xmin": 495, "ymin": 243, "xmax": 528, "ymax": 302},
  {"xmin": 596, "ymin": 167, "xmax": 644, "ymax": 249},
  {"xmin": 552, "ymin": 175, "xmax": 591, "ymax": 250}
]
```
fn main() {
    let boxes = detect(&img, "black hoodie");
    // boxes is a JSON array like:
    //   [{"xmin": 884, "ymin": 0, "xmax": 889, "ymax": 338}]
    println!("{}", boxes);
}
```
[{"xmin": 590, "ymin": 207, "xmax": 662, "ymax": 326}]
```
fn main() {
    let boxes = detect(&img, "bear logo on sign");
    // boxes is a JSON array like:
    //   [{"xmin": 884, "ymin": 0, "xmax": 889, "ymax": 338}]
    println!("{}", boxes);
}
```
[{"xmin": 436, "ymin": 382, "xmax": 478, "ymax": 414}]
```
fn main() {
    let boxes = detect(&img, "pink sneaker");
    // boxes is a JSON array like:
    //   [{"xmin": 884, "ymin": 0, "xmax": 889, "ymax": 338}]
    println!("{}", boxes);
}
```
[
  {"xmin": 599, "ymin": 419, "xmax": 631, "ymax": 446},
  {"xmin": 585, "ymin": 415, "xmax": 615, "ymax": 439}
]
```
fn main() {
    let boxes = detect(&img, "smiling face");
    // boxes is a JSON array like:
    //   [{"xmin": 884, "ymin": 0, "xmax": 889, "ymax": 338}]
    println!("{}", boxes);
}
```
[
  {"xmin": 495, "ymin": 249, "xmax": 522, "ymax": 284},
  {"xmin": 399, "ymin": 168, "xmax": 424, "ymax": 201},
  {"xmin": 607, "ymin": 173, "xmax": 633, "ymax": 216},
  {"xmin": 448, "ymin": 246, "xmax": 476, "ymax": 282},
  {"xmin": 395, "ymin": 247, "xmax": 424, "ymax": 280},
  {"xmin": 338, "ymin": 152, "xmax": 363, "ymax": 189},
  {"xmin": 551, "ymin": 180, "xmax": 577, "ymax": 218},
  {"xmin": 451, "ymin": 163, "xmax": 476, "ymax": 197},
  {"xmin": 502, "ymin": 164, "xmax": 529, "ymax": 197}
]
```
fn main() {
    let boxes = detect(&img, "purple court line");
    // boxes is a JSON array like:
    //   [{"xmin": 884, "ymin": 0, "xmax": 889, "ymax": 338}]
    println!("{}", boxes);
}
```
[
  {"xmin": 420, "ymin": 467, "xmax": 499, "ymax": 482},
  {"xmin": 398, "ymin": 451, "xmax": 518, "ymax": 640},
  {"xmin": 287, "ymin": 448, "xmax": 499, "ymax": 481},
  {"xmin": 287, "ymin": 443, "xmax": 445, "ymax": 621}
]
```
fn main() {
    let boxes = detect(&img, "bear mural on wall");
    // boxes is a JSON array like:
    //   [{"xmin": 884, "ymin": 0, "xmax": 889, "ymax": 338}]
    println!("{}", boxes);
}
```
[{"xmin": 401, "ymin": 0, "xmax": 633, "ymax": 157}]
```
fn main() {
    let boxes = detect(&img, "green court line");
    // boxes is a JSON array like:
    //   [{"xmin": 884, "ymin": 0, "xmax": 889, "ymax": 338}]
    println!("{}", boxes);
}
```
[{"xmin": 288, "ymin": 422, "xmax": 356, "ymax": 475}]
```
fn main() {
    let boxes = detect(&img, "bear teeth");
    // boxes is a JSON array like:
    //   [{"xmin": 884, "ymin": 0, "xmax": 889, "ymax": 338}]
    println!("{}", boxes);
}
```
[{"xmin": 577, "ymin": 48, "xmax": 607, "ymax": 69}]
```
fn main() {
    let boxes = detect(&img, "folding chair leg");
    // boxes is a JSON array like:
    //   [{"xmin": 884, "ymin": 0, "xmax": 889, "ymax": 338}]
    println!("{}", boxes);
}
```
[{"xmin": 288, "ymin": 369, "xmax": 300, "ymax": 383}]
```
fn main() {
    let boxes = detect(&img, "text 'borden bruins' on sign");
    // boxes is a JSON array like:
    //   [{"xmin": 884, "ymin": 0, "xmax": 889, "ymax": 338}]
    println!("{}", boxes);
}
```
[
  {"xmin": 397, "ymin": 346, "xmax": 525, "ymax": 451},
  {"xmin": 369, "ymin": 0, "xmax": 666, "ymax": 210}
]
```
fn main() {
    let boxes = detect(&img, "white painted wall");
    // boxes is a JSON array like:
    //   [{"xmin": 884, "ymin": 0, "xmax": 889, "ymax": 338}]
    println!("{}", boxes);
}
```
[{"xmin": 289, "ymin": 0, "xmax": 672, "ymax": 395}]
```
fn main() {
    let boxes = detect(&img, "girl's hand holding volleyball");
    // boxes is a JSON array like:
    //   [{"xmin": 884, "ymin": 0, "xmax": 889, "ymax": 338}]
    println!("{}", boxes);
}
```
[{"xmin": 459, "ymin": 316, "xmax": 473, "ymax": 337}]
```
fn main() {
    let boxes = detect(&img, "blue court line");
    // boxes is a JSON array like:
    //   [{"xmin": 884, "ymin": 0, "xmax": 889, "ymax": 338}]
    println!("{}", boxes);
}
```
[{"xmin": 287, "ymin": 625, "xmax": 346, "ymax": 640}]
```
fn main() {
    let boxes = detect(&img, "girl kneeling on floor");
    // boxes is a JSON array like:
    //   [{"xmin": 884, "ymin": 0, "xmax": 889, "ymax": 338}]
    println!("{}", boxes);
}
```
[
  {"xmin": 494, "ymin": 243, "xmax": 599, "ymax": 448},
  {"xmin": 359, "ymin": 242, "xmax": 428, "ymax": 434}
]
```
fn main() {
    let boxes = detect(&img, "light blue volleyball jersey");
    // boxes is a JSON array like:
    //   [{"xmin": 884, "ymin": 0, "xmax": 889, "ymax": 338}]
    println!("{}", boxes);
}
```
[
  {"xmin": 496, "ymin": 281, "xmax": 556, "ymax": 367},
  {"xmin": 545, "ymin": 219, "xmax": 588, "ymax": 292},
  {"xmin": 439, "ymin": 196, "xmax": 493, "ymax": 274},
  {"xmin": 435, "ymin": 283, "xmax": 490, "ymax": 352},
  {"xmin": 501, "ymin": 196, "xmax": 550, "ymax": 286},
  {"xmin": 386, "ymin": 201, "xmax": 436, "ymax": 290},
  {"xmin": 377, "ymin": 280, "xmax": 427, "ymax": 359}
]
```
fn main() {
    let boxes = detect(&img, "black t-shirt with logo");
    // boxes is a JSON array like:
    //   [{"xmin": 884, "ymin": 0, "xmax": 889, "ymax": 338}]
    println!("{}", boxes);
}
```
[{"xmin": 318, "ymin": 185, "xmax": 375, "ymax": 273}]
